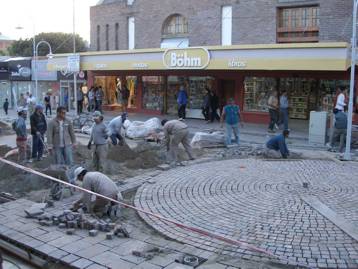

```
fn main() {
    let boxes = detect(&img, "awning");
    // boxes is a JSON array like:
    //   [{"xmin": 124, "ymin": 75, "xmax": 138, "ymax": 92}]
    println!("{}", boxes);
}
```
[{"xmin": 47, "ymin": 42, "xmax": 350, "ymax": 72}]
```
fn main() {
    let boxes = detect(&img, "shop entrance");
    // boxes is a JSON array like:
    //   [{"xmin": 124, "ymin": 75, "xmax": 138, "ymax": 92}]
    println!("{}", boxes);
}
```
[{"xmin": 220, "ymin": 79, "xmax": 235, "ymax": 109}]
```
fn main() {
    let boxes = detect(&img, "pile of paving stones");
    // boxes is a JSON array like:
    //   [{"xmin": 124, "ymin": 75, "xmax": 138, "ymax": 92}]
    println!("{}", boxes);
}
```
[
  {"xmin": 216, "ymin": 145, "xmax": 264, "ymax": 159},
  {"xmin": 24, "ymin": 203, "xmax": 129, "ymax": 239}
]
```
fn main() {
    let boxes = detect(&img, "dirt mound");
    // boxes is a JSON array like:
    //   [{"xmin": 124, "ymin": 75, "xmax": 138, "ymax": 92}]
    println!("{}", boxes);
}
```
[{"xmin": 0, "ymin": 121, "xmax": 14, "ymax": 136}]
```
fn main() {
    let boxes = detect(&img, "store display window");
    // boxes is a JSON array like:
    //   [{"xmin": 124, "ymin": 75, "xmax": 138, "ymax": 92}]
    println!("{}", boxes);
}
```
[
  {"xmin": 142, "ymin": 76, "xmax": 165, "ymax": 111},
  {"xmin": 244, "ymin": 77, "xmax": 277, "ymax": 112},
  {"xmin": 126, "ymin": 76, "xmax": 137, "ymax": 109}
]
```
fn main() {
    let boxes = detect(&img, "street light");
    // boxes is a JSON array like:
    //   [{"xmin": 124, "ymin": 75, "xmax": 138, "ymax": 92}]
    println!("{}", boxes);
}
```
[
  {"xmin": 35, "ymin": 40, "xmax": 53, "ymax": 102},
  {"xmin": 344, "ymin": 0, "xmax": 358, "ymax": 160}
]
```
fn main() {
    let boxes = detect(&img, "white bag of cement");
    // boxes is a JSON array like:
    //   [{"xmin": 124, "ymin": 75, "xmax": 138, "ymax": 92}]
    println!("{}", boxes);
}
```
[
  {"xmin": 125, "ymin": 117, "xmax": 162, "ymax": 139},
  {"xmin": 190, "ymin": 131, "xmax": 225, "ymax": 148}
]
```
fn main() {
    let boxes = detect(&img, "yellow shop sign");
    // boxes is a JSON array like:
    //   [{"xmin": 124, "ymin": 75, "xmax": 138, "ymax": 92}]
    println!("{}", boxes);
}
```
[{"xmin": 163, "ymin": 48, "xmax": 210, "ymax": 69}]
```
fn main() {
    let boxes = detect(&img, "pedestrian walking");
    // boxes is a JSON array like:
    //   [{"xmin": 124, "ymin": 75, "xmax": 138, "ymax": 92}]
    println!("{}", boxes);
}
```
[
  {"xmin": 108, "ymin": 112, "xmax": 127, "ymax": 145},
  {"xmin": 264, "ymin": 130, "xmax": 290, "ymax": 159},
  {"xmin": 26, "ymin": 92, "xmax": 36, "ymax": 116},
  {"xmin": 335, "ymin": 87, "xmax": 348, "ymax": 111},
  {"xmin": 77, "ymin": 88, "xmax": 84, "ymax": 114},
  {"xmin": 221, "ymin": 98, "xmax": 243, "ymax": 146},
  {"xmin": 161, "ymin": 119, "xmax": 194, "ymax": 165},
  {"xmin": 3, "ymin": 98, "xmax": 9, "ymax": 115},
  {"xmin": 267, "ymin": 90, "xmax": 279, "ymax": 133},
  {"xmin": 279, "ymin": 90, "xmax": 289, "ymax": 130},
  {"xmin": 18, "ymin": 93, "xmax": 27, "ymax": 107},
  {"xmin": 71, "ymin": 167, "xmax": 122, "ymax": 216},
  {"xmin": 44, "ymin": 92, "xmax": 52, "ymax": 116},
  {"xmin": 30, "ymin": 105, "xmax": 47, "ymax": 161},
  {"xmin": 47, "ymin": 106, "xmax": 76, "ymax": 166},
  {"xmin": 12, "ymin": 107, "xmax": 28, "ymax": 164},
  {"xmin": 201, "ymin": 88, "xmax": 211, "ymax": 121},
  {"xmin": 121, "ymin": 84, "xmax": 130, "ymax": 112},
  {"xmin": 88, "ymin": 111, "xmax": 109, "ymax": 172},
  {"xmin": 88, "ymin": 87, "xmax": 95, "ymax": 112},
  {"xmin": 210, "ymin": 91, "xmax": 220, "ymax": 122},
  {"xmin": 177, "ymin": 85, "xmax": 188, "ymax": 119},
  {"xmin": 96, "ymin": 86, "xmax": 104, "ymax": 113},
  {"xmin": 327, "ymin": 108, "xmax": 347, "ymax": 153}
]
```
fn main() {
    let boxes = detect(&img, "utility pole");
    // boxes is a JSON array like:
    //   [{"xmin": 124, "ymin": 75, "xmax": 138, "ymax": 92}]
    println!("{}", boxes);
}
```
[
  {"xmin": 73, "ymin": 0, "xmax": 78, "ymax": 116},
  {"xmin": 344, "ymin": 0, "xmax": 358, "ymax": 160}
]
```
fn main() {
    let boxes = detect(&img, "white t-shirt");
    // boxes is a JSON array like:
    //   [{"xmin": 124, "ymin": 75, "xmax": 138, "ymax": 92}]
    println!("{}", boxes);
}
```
[{"xmin": 335, "ymin": 93, "xmax": 346, "ymax": 111}]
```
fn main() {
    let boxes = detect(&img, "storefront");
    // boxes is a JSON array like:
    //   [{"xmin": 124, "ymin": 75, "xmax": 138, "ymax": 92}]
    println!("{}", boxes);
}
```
[
  {"xmin": 48, "ymin": 43, "xmax": 358, "ymax": 123},
  {"xmin": 58, "ymin": 71, "xmax": 87, "ymax": 110}
]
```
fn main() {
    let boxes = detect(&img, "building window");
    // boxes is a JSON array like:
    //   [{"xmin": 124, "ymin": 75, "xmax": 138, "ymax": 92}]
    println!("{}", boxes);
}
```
[
  {"xmin": 162, "ymin": 14, "xmax": 188, "ymax": 37},
  {"xmin": 115, "ymin": 23, "xmax": 119, "ymax": 50},
  {"xmin": 105, "ymin": 24, "xmax": 109, "ymax": 50},
  {"xmin": 221, "ymin": 6, "xmax": 232, "ymax": 46},
  {"xmin": 127, "ymin": 0, "xmax": 134, "ymax": 5},
  {"xmin": 128, "ymin": 17, "xmax": 135, "ymax": 50},
  {"xmin": 277, "ymin": 6, "xmax": 319, "ymax": 43},
  {"xmin": 96, "ymin": 25, "xmax": 101, "ymax": 51}
]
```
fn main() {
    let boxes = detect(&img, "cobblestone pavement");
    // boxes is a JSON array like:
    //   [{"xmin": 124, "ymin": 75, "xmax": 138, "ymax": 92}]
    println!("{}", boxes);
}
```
[{"xmin": 134, "ymin": 159, "xmax": 358, "ymax": 268}]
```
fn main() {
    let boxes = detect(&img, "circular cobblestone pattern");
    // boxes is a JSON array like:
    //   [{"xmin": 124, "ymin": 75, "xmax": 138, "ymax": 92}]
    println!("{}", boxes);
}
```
[{"xmin": 135, "ymin": 159, "xmax": 358, "ymax": 268}]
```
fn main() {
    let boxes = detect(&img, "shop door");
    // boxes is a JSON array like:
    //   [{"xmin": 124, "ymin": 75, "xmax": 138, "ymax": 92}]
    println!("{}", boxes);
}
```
[{"xmin": 220, "ymin": 80, "xmax": 235, "ymax": 109}]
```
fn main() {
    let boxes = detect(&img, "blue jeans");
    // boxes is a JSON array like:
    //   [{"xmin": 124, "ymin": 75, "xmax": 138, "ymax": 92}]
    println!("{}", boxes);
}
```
[
  {"xmin": 226, "ymin": 123, "xmax": 240, "ymax": 146},
  {"xmin": 54, "ymin": 146, "xmax": 73, "ymax": 166},
  {"xmin": 280, "ymin": 108, "xmax": 289, "ymax": 130},
  {"xmin": 110, "ymin": 133, "xmax": 123, "ymax": 145},
  {"xmin": 32, "ymin": 134, "xmax": 44, "ymax": 159}
]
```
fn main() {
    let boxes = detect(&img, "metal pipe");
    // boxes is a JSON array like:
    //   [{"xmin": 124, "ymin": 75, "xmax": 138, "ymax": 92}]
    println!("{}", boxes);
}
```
[
  {"xmin": 344, "ymin": 0, "xmax": 358, "ymax": 160},
  {"xmin": 73, "ymin": 0, "xmax": 78, "ymax": 116}
]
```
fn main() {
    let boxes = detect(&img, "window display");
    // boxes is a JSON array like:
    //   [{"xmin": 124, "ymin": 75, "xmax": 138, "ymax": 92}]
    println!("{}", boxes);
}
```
[
  {"xmin": 142, "ymin": 76, "xmax": 164, "ymax": 111},
  {"xmin": 244, "ymin": 77, "xmax": 277, "ymax": 112},
  {"xmin": 126, "ymin": 76, "xmax": 137, "ymax": 108}
]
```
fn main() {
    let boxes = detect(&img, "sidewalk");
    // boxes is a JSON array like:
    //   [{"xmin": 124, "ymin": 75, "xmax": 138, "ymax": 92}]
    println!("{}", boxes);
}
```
[{"xmin": 0, "ymin": 108, "xmax": 325, "ymax": 150}]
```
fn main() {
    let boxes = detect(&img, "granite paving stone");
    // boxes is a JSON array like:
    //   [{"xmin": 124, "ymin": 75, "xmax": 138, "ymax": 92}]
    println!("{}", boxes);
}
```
[
  {"xmin": 71, "ymin": 258, "xmax": 94, "ymax": 269},
  {"xmin": 75, "ymin": 243, "xmax": 110, "ymax": 259},
  {"xmin": 91, "ymin": 251, "xmax": 136, "ymax": 268}
]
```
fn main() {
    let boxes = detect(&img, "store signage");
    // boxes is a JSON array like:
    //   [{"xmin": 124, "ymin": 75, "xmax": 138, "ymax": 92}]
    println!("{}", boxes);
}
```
[
  {"xmin": 228, "ymin": 58, "xmax": 247, "ymax": 68},
  {"xmin": 163, "ymin": 48, "xmax": 210, "ymax": 69},
  {"xmin": 31, "ymin": 60, "xmax": 57, "ymax": 81},
  {"xmin": 8, "ymin": 59, "xmax": 32, "ymax": 81},
  {"xmin": 67, "ymin": 54, "xmax": 80, "ymax": 72},
  {"xmin": 132, "ymin": 63, "xmax": 149, "ymax": 69}
]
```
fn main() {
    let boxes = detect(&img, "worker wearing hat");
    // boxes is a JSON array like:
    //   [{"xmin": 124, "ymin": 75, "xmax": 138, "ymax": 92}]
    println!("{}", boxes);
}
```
[
  {"xmin": 30, "ymin": 104, "xmax": 47, "ymax": 161},
  {"xmin": 13, "ymin": 107, "xmax": 28, "ymax": 164},
  {"xmin": 88, "ymin": 111, "xmax": 109, "ymax": 172},
  {"xmin": 108, "ymin": 112, "xmax": 127, "ymax": 146},
  {"xmin": 71, "ymin": 167, "xmax": 122, "ymax": 216}
]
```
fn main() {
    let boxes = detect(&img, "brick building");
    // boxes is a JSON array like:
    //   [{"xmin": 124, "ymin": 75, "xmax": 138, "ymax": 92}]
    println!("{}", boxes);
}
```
[{"xmin": 49, "ymin": 0, "xmax": 358, "ymax": 124}]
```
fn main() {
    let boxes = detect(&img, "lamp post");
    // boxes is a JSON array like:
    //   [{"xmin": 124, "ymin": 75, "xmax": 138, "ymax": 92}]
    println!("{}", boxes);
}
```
[
  {"xmin": 344, "ymin": 0, "xmax": 358, "ymax": 160},
  {"xmin": 35, "ymin": 40, "xmax": 53, "ymax": 103}
]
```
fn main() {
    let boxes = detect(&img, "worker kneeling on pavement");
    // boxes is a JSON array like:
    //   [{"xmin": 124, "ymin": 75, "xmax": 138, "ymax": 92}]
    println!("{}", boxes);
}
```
[
  {"xmin": 108, "ymin": 112, "xmax": 127, "ymax": 146},
  {"xmin": 88, "ymin": 111, "xmax": 109, "ymax": 172},
  {"xmin": 161, "ymin": 119, "xmax": 194, "ymax": 165},
  {"xmin": 264, "ymin": 130, "xmax": 290, "ymax": 159},
  {"xmin": 71, "ymin": 167, "xmax": 123, "ymax": 217}
]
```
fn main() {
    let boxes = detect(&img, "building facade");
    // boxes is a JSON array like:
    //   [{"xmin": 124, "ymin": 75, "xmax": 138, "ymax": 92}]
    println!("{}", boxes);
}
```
[{"xmin": 47, "ymin": 0, "xmax": 358, "ymax": 124}]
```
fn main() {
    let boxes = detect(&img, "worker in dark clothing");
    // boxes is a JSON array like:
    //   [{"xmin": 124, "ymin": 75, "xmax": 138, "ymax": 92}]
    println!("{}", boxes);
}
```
[
  {"xmin": 30, "ymin": 105, "xmax": 47, "ymax": 161},
  {"xmin": 264, "ymin": 130, "xmax": 290, "ymax": 158},
  {"xmin": 210, "ymin": 91, "xmax": 220, "ymax": 122},
  {"xmin": 328, "ymin": 108, "xmax": 347, "ymax": 153}
]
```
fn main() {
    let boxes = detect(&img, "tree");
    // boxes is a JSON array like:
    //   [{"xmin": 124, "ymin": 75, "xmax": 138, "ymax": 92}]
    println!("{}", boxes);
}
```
[{"xmin": 7, "ymin": 32, "xmax": 88, "ymax": 57}]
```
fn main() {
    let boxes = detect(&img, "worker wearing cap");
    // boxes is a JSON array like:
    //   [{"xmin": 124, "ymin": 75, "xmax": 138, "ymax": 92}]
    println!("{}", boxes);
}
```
[
  {"xmin": 161, "ymin": 119, "xmax": 194, "ymax": 165},
  {"xmin": 30, "ymin": 104, "xmax": 47, "ymax": 161},
  {"xmin": 108, "ymin": 112, "xmax": 127, "ymax": 146},
  {"xmin": 13, "ymin": 107, "xmax": 28, "ymax": 164},
  {"xmin": 71, "ymin": 167, "xmax": 123, "ymax": 216},
  {"xmin": 88, "ymin": 111, "xmax": 109, "ymax": 172}
]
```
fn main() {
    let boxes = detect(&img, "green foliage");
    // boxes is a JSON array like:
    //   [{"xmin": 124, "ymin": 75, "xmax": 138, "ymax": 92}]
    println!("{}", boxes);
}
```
[{"xmin": 7, "ymin": 32, "xmax": 87, "ymax": 57}]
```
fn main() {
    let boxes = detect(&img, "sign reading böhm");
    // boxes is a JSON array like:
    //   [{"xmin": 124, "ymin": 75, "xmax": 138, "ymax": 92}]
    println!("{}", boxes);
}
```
[{"xmin": 163, "ymin": 48, "xmax": 210, "ymax": 69}]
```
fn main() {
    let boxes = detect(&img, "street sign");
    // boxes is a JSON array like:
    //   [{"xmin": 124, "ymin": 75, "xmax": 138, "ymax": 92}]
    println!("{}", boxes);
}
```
[{"xmin": 67, "ymin": 54, "xmax": 80, "ymax": 72}]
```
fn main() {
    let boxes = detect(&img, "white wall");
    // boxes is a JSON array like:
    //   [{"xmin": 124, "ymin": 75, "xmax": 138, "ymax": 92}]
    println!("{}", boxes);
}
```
[
  {"xmin": 128, "ymin": 17, "xmax": 135, "ymax": 50},
  {"xmin": 221, "ymin": 6, "xmax": 232, "ymax": 46}
]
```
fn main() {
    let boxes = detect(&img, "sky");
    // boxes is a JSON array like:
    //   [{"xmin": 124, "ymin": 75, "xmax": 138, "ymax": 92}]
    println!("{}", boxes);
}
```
[{"xmin": 0, "ymin": 0, "xmax": 99, "ymax": 43}]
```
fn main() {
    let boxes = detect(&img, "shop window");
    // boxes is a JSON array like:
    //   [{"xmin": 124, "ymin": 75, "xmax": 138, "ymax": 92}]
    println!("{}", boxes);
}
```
[
  {"xmin": 142, "ymin": 76, "xmax": 165, "ymax": 111},
  {"xmin": 126, "ymin": 76, "xmax": 137, "ymax": 108},
  {"xmin": 221, "ymin": 6, "xmax": 232, "ymax": 46},
  {"xmin": 277, "ymin": 6, "xmax": 319, "ymax": 43},
  {"xmin": 97, "ymin": 25, "xmax": 101, "ymax": 51},
  {"xmin": 244, "ymin": 77, "xmax": 277, "ymax": 112},
  {"xmin": 115, "ymin": 23, "xmax": 119, "ymax": 50}
]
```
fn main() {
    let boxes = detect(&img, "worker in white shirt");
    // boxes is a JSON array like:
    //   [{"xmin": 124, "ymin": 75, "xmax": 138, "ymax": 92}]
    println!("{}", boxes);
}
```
[{"xmin": 335, "ymin": 87, "xmax": 348, "ymax": 111}]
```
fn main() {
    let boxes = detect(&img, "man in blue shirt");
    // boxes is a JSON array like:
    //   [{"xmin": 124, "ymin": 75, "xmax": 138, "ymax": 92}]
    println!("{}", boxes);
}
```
[
  {"xmin": 221, "ymin": 98, "xmax": 243, "ymax": 146},
  {"xmin": 265, "ymin": 130, "xmax": 290, "ymax": 158},
  {"xmin": 328, "ymin": 108, "xmax": 347, "ymax": 152},
  {"xmin": 177, "ymin": 85, "xmax": 188, "ymax": 119}
]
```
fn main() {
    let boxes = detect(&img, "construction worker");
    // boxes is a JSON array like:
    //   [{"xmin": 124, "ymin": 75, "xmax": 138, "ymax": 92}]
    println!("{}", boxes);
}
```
[
  {"xmin": 30, "ymin": 104, "xmax": 47, "ymax": 161},
  {"xmin": 88, "ymin": 111, "xmax": 109, "ymax": 172},
  {"xmin": 161, "ymin": 119, "xmax": 194, "ymax": 165},
  {"xmin": 47, "ymin": 106, "xmax": 76, "ymax": 166},
  {"xmin": 264, "ymin": 130, "xmax": 290, "ymax": 159},
  {"xmin": 108, "ymin": 112, "xmax": 127, "ymax": 145},
  {"xmin": 12, "ymin": 107, "xmax": 28, "ymax": 164},
  {"xmin": 71, "ymin": 167, "xmax": 122, "ymax": 216}
]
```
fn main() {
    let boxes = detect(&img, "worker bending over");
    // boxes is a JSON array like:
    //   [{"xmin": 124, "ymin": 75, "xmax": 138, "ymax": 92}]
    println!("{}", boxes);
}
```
[
  {"xmin": 264, "ymin": 130, "xmax": 290, "ymax": 159},
  {"xmin": 108, "ymin": 112, "xmax": 127, "ymax": 145},
  {"xmin": 161, "ymin": 119, "xmax": 194, "ymax": 165},
  {"xmin": 72, "ymin": 167, "xmax": 122, "ymax": 217}
]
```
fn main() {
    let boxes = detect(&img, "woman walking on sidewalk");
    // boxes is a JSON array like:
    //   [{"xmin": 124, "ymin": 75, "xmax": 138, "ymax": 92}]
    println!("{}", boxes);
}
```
[{"xmin": 267, "ymin": 90, "xmax": 279, "ymax": 133}]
